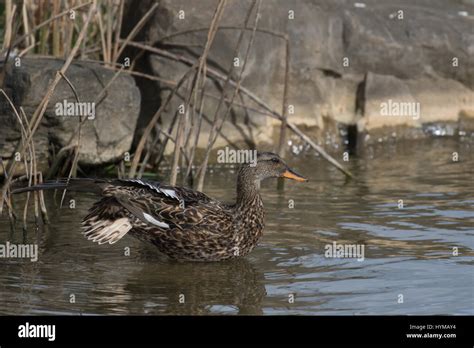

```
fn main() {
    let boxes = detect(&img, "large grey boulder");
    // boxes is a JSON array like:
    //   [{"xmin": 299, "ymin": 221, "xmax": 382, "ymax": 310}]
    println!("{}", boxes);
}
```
[
  {"xmin": 0, "ymin": 57, "xmax": 140, "ymax": 173},
  {"xmin": 360, "ymin": 72, "xmax": 473, "ymax": 130},
  {"xmin": 123, "ymin": 0, "xmax": 473, "ymax": 150},
  {"xmin": 341, "ymin": 0, "xmax": 474, "ymax": 87}
]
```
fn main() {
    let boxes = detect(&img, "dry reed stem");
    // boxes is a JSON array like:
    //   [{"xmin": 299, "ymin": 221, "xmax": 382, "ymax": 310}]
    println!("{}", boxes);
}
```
[
  {"xmin": 0, "ymin": 88, "xmax": 48, "ymax": 226},
  {"xmin": 137, "ymin": 127, "xmax": 163, "ymax": 179},
  {"xmin": 114, "ymin": 2, "xmax": 159, "ymax": 62},
  {"xmin": 64, "ymin": 5, "xmax": 75, "ymax": 58},
  {"xmin": 0, "ymin": 92, "xmax": 41, "ymax": 227},
  {"xmin": 156, "ymin": 26, "xmax": 287, "ymax": 42},
  {"xmin": 169, "ymin": 0, "xmax": 227, "ymax": 186},
  {"xmin": 277, "ymin": 36, "xmax": 290, "ymax": 158},
  {"xmin": 0, "ymin": 2, "xmax": 97, "ymax": 214},
  {"xmin": 112, "ymin": 0, "xmax": 124, "ymax": 62},
  {"xmin": 0, "ymin": 90, "xmax": 25, "ymax": 221},
  {"xmin": 17, "ymin": 105, "xmax": 33, "ymax": 228},
  {"xmin": 57, "ymin": 71, "xmax": 83, "ymax": 207},
  {"xmin": 19, "ymin": 107, "xmax": 39, "ymax": 224},
  {"xmin": 196, "ymin": 0, "xmax": 259, "ymax": 191},
  {"xmin": 184, "ymin": 65, "xmax": 207, "ymax": 182},
  {"xmin": 46, "ymin": 144, "xmax": 75, "ymax": 179},
  {"xmin": 21, "ymin": 1, "xmax": 32, "ymax": 48},
  {"xmin": 3, "ymin": 0, "xmax": 14, "ymax": 50},
  {"xmin": 38, "ymin": 171, "xmax": 49, "ymax": 223},
  {"xmin": 128, "ymin": 64, "xmax": 198, "ymax": 178},
  {"xmin": 52, "ymin": 0, "xmax": 60, "ymax": 57},
  {"xmin": 96, "ymin": 9, "xmax": 109, "ymax": 63},
  {"xmin": 0, "ymin": 158, "xmax": 16, "ymax": 227},
  {"xmin": 152, "ymin": 110, "xmax": 180, "ymax": 169},
  {"xmin": 106, "ymin": 0, "xmax": 113, "ymax": 64},
  {"xmin": 8, "ymin": 1, "xmax": 93, "ymax": 52},
  {"xmin": 169, "ymin": 73, "xmax": 196, "ymax": 185},
  {"xmin": 1, "ymin": 2, "xmax": 18, "ymax": 84},
  {"xmin": 18, "ymin": 43, "xmax": 37, "ymax": 57}
]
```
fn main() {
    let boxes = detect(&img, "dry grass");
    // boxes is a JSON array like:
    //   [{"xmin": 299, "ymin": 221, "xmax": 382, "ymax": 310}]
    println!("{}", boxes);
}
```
[
  {"xmin": 0, "ymin": 1, "xmax": 96, "ymax": 223},
  {"xmin": 1, "ymin": 0, "xmax": 127, "ymax": 64}
]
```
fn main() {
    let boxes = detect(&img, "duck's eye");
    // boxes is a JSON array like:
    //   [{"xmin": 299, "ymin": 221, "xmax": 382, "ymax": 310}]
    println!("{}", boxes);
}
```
[{"xmin": 271, "ymin": 158, "xmax": 279, "ymax": 163}]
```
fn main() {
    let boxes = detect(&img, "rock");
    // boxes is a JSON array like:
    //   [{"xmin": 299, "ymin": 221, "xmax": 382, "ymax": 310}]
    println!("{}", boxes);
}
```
[
  {"xmin": 0, "ymin": 57, "xmax": 141, "ymax": 172},
  {"xmin": 360, "ymin": 72, "xmax": 474, "ymax": 132},
  {"xmin": 341, "ymin": 0, "xmax": 474, "ymax": 88},
  {"xmin": 360, "ymin": 73, "xmax": 421, "ymax": 131},
  {"xmin": 124, "ymin": 0, "xmax": 357, "ymax": 153},
  {"xmin": 122, "ymin": 0, "xmax": 473, "ymax": 151}
]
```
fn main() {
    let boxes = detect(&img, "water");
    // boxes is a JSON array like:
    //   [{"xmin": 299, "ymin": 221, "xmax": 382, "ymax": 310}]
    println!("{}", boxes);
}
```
[{"xmin": 0, "ymin": 138, "xmax": 473, "ymax": 315}]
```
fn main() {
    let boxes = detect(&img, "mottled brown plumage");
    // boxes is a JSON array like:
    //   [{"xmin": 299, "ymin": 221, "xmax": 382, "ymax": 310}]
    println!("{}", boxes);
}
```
[{"xmin": 13, "ymin": 152, "xmax": 307, "ymax": 261}]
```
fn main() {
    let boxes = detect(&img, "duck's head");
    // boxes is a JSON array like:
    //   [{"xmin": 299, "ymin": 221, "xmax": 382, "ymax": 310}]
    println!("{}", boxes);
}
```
[{"xmin": 242, "ymin": 152, "xmax": 307, "ymax": 183}]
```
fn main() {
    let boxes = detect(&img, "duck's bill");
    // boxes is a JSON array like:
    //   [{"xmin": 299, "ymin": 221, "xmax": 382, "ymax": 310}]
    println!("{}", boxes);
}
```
[{"xmin": 281, "ymin": 168, "xmax": 308, "ymax": 182}]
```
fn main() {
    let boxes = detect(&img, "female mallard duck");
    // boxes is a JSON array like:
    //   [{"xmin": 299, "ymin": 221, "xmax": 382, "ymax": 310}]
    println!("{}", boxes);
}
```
[{"xmin": 13, "ymin": 152, "xmax": 307, "ymax": 261}]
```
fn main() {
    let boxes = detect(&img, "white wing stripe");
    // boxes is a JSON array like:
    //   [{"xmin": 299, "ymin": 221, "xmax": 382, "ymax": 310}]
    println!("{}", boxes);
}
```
[
  {"xmin": 160, "ymin": 188, "xmax": 178, "ymax": 200},
  {"xmin": 143, "ymin": 213, "xmax": 170, "ymax": 228},
  {"xmin": 122, "ymin": 179, "xmax": 179, "ymax": 200}
]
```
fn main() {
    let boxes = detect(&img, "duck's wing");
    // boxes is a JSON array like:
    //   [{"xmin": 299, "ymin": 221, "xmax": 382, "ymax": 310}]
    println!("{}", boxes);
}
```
[
  {"xmin": 105, "ymin": 179, "xmax": 232, "ymax": 232},
  {"xmin": 14, "ymin": 178, "xmax": 232, "ymax": 243},
  {"xmin": 81, "ymin": 196, "xmax": 133, "ymax": 244}
]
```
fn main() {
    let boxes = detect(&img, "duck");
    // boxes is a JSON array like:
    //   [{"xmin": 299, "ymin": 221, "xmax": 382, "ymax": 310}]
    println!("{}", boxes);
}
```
[{"xmin": 13, "ymin": 152, "xmax": 307, "ymax": 261}]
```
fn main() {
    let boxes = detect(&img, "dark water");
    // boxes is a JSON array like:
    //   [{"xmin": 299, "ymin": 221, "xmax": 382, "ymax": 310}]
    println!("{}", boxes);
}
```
[{"xmin": 0, "ymin": 138, "xmax": 473, "ymax": 315}]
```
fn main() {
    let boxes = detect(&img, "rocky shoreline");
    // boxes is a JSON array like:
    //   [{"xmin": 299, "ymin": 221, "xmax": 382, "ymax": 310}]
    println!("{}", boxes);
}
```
[{"xmin": 1, "ymin": 0, "xmax": 472, "ymax": 173}]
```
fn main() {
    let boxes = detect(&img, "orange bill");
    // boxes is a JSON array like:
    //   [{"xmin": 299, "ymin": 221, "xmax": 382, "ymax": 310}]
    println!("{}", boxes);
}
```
[{"xmin": 282, "ymin": 169, "xmax": 307, "ymax": 182}]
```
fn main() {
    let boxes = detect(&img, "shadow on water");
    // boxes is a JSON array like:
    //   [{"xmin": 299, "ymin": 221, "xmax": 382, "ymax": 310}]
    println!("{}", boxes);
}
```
[{"xmin": 123, "ymin": 257, "xmax": 266, "ymax": 315}]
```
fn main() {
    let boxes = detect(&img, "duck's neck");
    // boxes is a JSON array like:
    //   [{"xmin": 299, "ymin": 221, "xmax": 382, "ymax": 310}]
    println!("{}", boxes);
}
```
[{"xmin": 235, "ymin": 166, "xmax": 262, "ymax": 209}]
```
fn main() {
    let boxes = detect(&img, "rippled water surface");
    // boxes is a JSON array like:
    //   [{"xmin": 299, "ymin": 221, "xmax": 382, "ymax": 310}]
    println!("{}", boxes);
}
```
[{"xmin": 0, "ymin": 138, "xmax": 473, "ymax": 315}]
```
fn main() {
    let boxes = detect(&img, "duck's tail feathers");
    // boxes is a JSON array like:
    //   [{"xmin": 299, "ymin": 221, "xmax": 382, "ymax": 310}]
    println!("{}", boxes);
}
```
[{"xmin": 12, "ymin": 178, "xmax": 106, "ymax": 195}]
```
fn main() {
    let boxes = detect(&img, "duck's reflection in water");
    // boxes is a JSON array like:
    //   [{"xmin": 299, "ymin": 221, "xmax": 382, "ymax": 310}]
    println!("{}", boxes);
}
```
[{"xmin": 123, "ymin": 256, "xmax": 267, "ymax": 315}]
